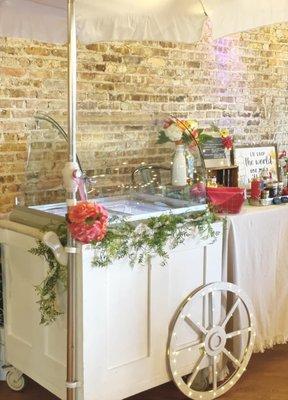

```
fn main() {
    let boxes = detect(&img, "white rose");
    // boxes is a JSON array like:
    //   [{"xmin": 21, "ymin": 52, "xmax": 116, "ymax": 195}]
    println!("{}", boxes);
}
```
[
  {"xmin": 164, "ymin": 124, "xmax": 182, "ymax": 142},
  {"xmin": 134, "ymin": 223, "xmax": 154, "ymax": 237}
]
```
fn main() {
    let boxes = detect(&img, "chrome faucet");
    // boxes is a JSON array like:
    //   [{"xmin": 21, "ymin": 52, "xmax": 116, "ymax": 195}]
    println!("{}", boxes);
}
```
[
  {"xmin": 34, "ymin": 112, "xmax": 98, "ymax": 196},
  {"xmin": 34, "ymin": 112, "xmax": 83, "ymax": 173}
]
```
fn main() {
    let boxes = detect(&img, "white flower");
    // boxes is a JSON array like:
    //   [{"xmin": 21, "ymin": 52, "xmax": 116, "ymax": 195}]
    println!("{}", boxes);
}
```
[
  {"xmin": 190, "ymin": 225, "xmax": 199, "ymax": 237},
  {"xmin": 164, "ymin": 123, "xmax": 182, "ymax": 142},
  {"xmin": 134, "ymin": 223, "xmax": 154, "ymax": 237}
]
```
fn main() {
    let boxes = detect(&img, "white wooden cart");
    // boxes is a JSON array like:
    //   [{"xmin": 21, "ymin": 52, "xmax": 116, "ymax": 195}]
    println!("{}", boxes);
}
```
[
  {"xmin": 1, "ymin": 1, "xmax": 279, "ymax": 398},
  {"xmin": 0, "ymin": 214, "xmax": 255, "ymax": 400}
]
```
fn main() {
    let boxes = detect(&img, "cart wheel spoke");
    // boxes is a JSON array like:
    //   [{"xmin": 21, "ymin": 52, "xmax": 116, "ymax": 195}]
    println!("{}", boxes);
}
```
[
  {"xmin": 221, "ymin": 298, "xmax": 241, "ymax": 328},
  {"xmin": 208, "ymin": 291, "xmax": 217, "ymax": 328},
  {"xmin": 187, "ymin": 352, "xmax": 206, "ymax": 388},
  {"xmin": 184, "ymin": 316, "xmax": 207, "ymax": 335},
  {"xmin": 212, "ymin": 356, "xmax": 217, "ymax": 391},
  {"xmin": 222, "ymin": 347, "xmax": 241, "ymax": 367},
  {"xmin": 226, "ymin": 327, "xmax": 251, "ymax": 339},
  {"xmin": 175, "ymin": 341, "xmax": 205, "ymax": 353}
]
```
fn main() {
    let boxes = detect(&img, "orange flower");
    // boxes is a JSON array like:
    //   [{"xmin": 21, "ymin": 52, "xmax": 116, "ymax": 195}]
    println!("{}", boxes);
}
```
[
  {"xmin": 68, "ymin": 202, "xmax": 108, "ymax": 225},
  {"xmin": 67, "ymin": 201, "xmax": 109, "ymax": 244}
]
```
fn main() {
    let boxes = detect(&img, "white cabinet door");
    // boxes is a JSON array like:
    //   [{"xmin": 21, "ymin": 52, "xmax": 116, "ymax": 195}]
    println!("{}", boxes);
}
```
[
  {"xmin": 2, "ymin": 231, "xmax": 66, "ymax": 399},
  {"xmin": 78, "ymin": 222, "xmax": 223, "ymax": 400}
]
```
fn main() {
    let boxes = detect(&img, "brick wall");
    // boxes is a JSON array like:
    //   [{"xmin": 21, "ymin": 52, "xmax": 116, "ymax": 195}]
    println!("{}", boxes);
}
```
[{"xmin": 1, "ymin": 23, "xmax": 288, "ymax": 212}]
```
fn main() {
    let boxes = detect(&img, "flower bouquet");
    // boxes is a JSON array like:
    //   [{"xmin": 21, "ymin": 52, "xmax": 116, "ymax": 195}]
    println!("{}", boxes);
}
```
[
  {"xmin": 157, "ymin": 117, "xmax": 233, "ymax": 186},
  {"xmin": 157, "ymin": 117, "xmax": 213, "ymax": 146},
  {"xmin": 210, "ymin": 123, "xmax": 233, "ymax": 150},
  {"xmin": 157, "ymin": 117, "xmax": 233, "ymax": 149},
  {"xmin": 157, "ymin": 117, "xmax": 213, "ymax": 186}
]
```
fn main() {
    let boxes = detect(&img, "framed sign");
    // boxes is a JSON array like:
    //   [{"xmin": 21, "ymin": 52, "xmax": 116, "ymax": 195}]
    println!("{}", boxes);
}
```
[
  {"xmin": 201, "ymin": 137, "xmax": 229, "ymax": 168},
  {"xmin": 233, "ymin": 144, "xmax": 278, "ymax": 188}
]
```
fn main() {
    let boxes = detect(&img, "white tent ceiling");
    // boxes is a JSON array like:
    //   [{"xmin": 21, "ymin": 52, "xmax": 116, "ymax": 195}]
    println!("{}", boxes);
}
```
[{"xmin": 0, "ymin": 0, "xmax": 288, "ymax": 45}]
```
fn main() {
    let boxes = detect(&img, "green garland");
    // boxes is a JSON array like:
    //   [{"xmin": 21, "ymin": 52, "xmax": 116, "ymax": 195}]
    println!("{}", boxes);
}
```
[
  {"xmin": 29, "ymin": 224, "xmax": 67, "ymax": 325},
  {"xmin": 30, "ymin": 209, "xmax": 219, "ymax": 325},
  {"xmin": 92, "ymin": 210, "xmax": 218, "ymax": 268}
]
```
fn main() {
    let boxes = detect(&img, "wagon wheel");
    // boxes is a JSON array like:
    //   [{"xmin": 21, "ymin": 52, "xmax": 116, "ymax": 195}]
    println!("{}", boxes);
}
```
[{"xmin": 168, "ymin": 282, "xmax": 256, "ymax": 400}]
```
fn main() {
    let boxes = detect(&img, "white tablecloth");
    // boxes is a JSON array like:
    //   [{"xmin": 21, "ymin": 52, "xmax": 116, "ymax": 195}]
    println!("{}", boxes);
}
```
[{"xmin": 227, "ymin": 204, "xmax": 288, "ymax": 352}]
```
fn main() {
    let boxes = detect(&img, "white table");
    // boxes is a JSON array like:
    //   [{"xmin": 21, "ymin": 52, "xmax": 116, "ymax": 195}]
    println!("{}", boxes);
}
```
[{"xmin": 227, "ymin": 204, "xmax": 288, "ymax": 352}]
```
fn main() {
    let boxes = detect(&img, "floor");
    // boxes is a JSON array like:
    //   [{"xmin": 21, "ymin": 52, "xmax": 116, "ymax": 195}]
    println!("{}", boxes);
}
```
[{"xmin": 0, "ymin": 345, "xmax": 287, "ymax": 400}]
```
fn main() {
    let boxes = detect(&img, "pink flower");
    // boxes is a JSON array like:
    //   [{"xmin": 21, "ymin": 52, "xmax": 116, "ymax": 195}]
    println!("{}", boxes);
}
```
[
  {"xmin": 68, "ymin": 202, "xmax": 103, "ymax": 224},
  {"xmin": 222, "ymin": 136, "xmax": 233, "ymax": 150},
  {"xmin": 69, "ymin": 221, "xmax": 107, "ymax": 244},
  {"xmin": 163, "ymin": 118, "xmax": 174, "ymax": 129},
  {"xmin": 67, "ymin": 201, "xmax": 108, "ymax": 244},
  {"xmin": 190, "ymin": 129, "xmax": 199, "ymax": 140},
  {"xmin": 190, "ymin": 182, "xmax": 206, "ymax": 198}
]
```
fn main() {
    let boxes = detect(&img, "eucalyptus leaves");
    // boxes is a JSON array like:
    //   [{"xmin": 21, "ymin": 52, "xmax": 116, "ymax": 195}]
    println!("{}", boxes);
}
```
[{"xmin": 30, "ymin": 209, "xmax": 218, "ymax": 325}]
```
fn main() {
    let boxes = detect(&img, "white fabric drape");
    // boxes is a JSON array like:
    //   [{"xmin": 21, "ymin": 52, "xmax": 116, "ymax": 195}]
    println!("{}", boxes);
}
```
[
  {"xmin": 227, "ymin": 205, "xmax": 288, "ymax": 352},
  {"xmin": 0, "ymin": 0, "xmax": 206, "ymax": 44},
  {"xmin": 0, "ymin": 0, "xmax": 67, "ymax": 43},
  {"xmin": 203, "ymin": 0, "xmax": 288, "ymax": 39},
  {"xmin": 1, "ymin": 0, "xmax": 288, "ymax": 44}
]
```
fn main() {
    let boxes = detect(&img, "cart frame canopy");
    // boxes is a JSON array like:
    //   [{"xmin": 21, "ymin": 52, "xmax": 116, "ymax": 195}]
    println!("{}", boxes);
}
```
[{"xmin": 1, "ymin": 0, "xmax": 288, "ymax": 45}]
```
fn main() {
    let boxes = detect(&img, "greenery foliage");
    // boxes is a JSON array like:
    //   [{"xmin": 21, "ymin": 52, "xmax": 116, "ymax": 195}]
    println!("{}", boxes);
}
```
[
  {"xmin": 30, "ymin": 210, "xmax": 218, "ymax": 325},
  {"xmin": 92, "ymin": 210, "xmax": 218, "ymax": 268},
  {"xmin": 29, "ymin": 224, "xmax": 67, "ymax": 325},
  {"xmin": 157, "ymin": 130, "xmax": 171, "ymax": 144}
]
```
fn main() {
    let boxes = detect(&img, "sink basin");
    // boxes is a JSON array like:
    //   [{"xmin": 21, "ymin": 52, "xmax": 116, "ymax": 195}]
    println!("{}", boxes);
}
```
[
  {"xmin": 9, "ymin": 195, "xmax": 206, "ymax": 230},
  {"xmin": 30, "ymin": 194, "xmax": 205, "ymax": 218}
]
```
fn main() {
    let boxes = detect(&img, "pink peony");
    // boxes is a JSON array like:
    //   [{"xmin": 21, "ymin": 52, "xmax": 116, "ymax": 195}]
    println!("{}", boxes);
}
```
[
  {"xmin": 69, "ymin": 221, "xmax": 107, "ymax": 244},
  {"xmin": 67, "ymin": 201, "xmax": 108, "ymax": 244}
]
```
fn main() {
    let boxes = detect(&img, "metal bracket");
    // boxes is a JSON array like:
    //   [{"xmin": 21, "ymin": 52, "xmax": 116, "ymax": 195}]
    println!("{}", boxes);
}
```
[
  {"xmin": 43, "ymin": 231, "xmax": 68, "ymax": 266},
  {"xmin": 66, "ymin": 381, "xmax": 81, "ymax": 389},
  {"xmin": 65, "ymin": 246, "xmax": 77, "ymax": 254}
]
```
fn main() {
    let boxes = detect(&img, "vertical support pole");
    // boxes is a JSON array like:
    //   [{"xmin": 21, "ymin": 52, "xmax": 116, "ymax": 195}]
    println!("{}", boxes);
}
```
[
  {"xmin": 66, "ymin": 1, "xmax": 77, "ymax": 400},
  {"xmin": 68, "ymin": 0, "xmax": 77, "ymax": 165},
  {"xmin": 66, "ymin": 241, "xmax": 77, "ymax": 400}
]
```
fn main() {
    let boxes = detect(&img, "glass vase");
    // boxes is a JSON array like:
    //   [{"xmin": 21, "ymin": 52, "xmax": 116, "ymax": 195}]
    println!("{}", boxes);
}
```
[
  {"xmin": 224, "ymin": 148, "xmax": 231, "ymax": 166},
  {"xmin": 172, "ymin": 144, "xmax": 188, "ymax": 186}
]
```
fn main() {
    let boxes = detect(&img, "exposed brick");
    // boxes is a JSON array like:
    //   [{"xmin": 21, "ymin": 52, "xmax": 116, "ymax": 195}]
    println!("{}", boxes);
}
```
[
  {"xmin": 24, "ymin": 46, "xmax": 51, "ymax": 57},
  {"xmin": 102, "ymin": 54, "xmax": 122, "ymax": 63},
  {"xmin": 0, "ymin": 67, "xmax": 26, "ymax": 77},
  {"xmin": 1, "ymin": 24, "xmax": 288, "ymax": 211}
]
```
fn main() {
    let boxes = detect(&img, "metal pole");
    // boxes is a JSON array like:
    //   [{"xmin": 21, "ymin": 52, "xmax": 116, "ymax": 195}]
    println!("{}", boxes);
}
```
[
  {"xmin": 66, "ymin": 238, "xmax": 77, "ymax": 400},
  {"xmin": 68, "ymin": 0, "xmax": 77, "ymax": 164},
  {"xmin": 66, "ymin": 1, "xmax": 77, "ymax": 400}
]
